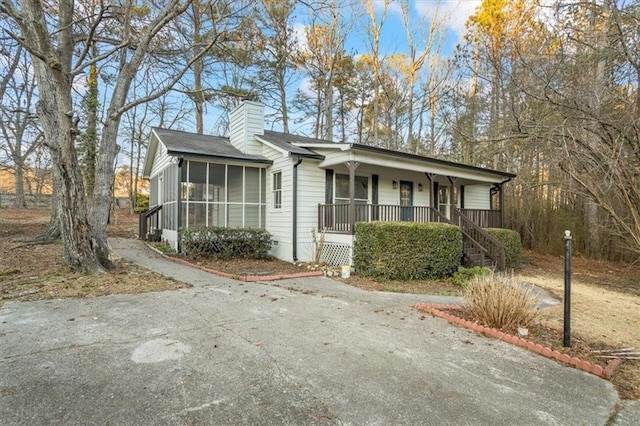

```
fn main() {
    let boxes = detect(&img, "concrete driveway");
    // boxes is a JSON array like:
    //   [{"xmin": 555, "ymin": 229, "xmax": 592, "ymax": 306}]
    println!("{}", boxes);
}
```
[{"xmin": 0, "ymin": 239, "xmax": 622, "ymax": 425}]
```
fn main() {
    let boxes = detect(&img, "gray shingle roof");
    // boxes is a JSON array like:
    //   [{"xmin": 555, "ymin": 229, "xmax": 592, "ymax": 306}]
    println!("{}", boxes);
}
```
[
  {"xmin": 263, "ymin": 130, "xmax": 516, "ymax": 179},
  {"xmin": 260, "ymin": 130, "xmax": 325, "ymax": 159},
  {"xmin": 151, "ymin": 127, "xmax": 271, "ymax": 164}
]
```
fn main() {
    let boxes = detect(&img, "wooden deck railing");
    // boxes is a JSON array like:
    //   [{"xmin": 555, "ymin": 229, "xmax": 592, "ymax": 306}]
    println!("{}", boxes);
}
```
[
  {"xmin": 316, "ymin": 203, "xmax": 507, "ymax": 271},
  {"xmin": 459, "ymin": 208, "xmax": 503, "ymax": 228},
  {"xmin": 451, "ymin": 207, "xmax": 506, "ymax": 271},
  {"xmin": 318, "ymin": 204, "xmax": 447, "ymax": 234},
  {"xmin": 139, "ymin": 204, "xmax": 162, "ymax": 240}
]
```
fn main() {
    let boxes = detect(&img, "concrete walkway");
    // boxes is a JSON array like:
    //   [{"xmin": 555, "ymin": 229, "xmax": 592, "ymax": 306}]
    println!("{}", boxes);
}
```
[{"xmin": 0, "ymin": 238, "xmax": 623, "ymax": 425}]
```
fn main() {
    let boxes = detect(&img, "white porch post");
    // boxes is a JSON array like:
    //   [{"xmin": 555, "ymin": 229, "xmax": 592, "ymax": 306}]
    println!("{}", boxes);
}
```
[
  {"xmin": 425, "ymin": 173, "xmax": 436, "ymax": 208},
  {"xmin": 345, "ymin": 160, "xmax": 360, "ymax": 234}
]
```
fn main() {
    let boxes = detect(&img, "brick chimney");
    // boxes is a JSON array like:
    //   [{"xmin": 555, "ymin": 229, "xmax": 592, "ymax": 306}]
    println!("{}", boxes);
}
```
[{"xmin": 229, "ymin": 100, "xmax": 264, "ymax": 156}]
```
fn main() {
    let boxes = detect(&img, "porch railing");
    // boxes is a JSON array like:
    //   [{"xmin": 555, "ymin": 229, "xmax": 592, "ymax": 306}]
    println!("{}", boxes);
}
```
[
  {"xmin": 139, "ymin": 204, "xmax": 162, "ymax": 241},
  {"xmin": 318, "ymin": 204, "xmax": 447, "ymax": 234},
  {"xmin": 459, "ymin": 208, "xmax": 503, "ymax": 228},
  {"xmin": 451, "ymin": 208, "xmax": 506, "ymax": 271},
  {"xmin": 316, "ymin": 203, "xmax": 507, "ymax": 271}
]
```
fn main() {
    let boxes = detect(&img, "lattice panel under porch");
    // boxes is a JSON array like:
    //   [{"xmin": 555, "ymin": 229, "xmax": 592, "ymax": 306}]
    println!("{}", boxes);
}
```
[{"xmin": 321, "ymin": 243, "xmax": 352, "ymax": 266}]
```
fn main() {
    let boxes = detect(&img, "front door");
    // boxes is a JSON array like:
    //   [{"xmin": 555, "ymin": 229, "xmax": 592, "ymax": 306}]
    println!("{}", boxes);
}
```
[{"xmin": 400, "ymin": 181, "xmax": 413, "ymax": 221}]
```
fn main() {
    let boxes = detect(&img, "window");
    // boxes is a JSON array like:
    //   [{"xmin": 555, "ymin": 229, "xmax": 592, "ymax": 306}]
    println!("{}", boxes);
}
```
[
  {"xmin": 335, "ymin": 174, "xmax": 368, "ymax": 203},
  {"xmin": 272, "ymin": 171, "xmax": 282, "ymax": 209},
  {"xmin": 335, "ymin": 174, "xmax": 368, "ymax": 223}
]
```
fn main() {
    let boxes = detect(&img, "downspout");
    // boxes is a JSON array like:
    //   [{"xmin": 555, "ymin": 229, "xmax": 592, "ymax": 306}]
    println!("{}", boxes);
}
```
[{"xmin": 292, "ymin": 156, "xmax": 303, "ymax": 262}]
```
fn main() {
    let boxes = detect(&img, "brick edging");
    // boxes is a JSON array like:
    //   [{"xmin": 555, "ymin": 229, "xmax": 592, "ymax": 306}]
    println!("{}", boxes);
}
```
[
  {"xmin": 148, "ymin": 246, "xmax": 324, "ymax": 282},
  {"xmin": 415, "ymin": 302, "xmax": 622, "ymax": 380}
]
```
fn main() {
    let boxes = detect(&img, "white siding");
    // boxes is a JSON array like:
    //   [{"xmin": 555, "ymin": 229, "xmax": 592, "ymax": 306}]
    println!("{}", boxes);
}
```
[
  {"xmin": 373, "ymin": 169, "xmax": 431, "ymax": 207},
  {"xmin": 148, "ymin": 143, "xmax": 173, "ymax": 246},
  {"xmin": 150, "ymin": 143, "xmax": 171, "ymax": 179},
  {"xmin": 263, "ymin": 146, "xmax": 293, "ymax": 262},
  {"xmin": 295, "ymin": 160, "xmax": 325, "ymax": 262},
  {"xmin": 229, "ymin": 101, "xmax": 264, "ymax": 155},
  {"xmin": 464, "ymin": 184, "xmax": 491, "ymax": 209},
  {"xmin": 260, "ymin": 144, "xmax": 325, "ymax": 263}
]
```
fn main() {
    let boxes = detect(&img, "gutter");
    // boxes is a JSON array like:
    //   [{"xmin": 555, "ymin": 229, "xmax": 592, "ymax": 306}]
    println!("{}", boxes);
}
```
[
  {"xmin": 491, "ymin": 177, "xmax": 512, "ymax": 194},
  {"xmin": 292, "ymin": 156, "xmax": 303, "ymax": 262}
]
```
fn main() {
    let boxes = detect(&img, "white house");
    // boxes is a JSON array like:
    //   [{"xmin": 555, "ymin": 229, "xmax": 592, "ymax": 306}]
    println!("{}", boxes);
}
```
[{"xmin": 142, "ymin": 101, "xmax": 516, "ymax": 269}]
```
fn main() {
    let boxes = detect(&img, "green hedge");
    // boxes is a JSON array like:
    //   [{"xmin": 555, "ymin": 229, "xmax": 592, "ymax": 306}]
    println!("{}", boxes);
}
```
[
  {"xmin": 451, "ymin": 266, "xmax": 493, "ymax": 288},
  {"xmin": 486, "ymin": 228, "xmax": 523, "ymax": 268},
  {"xmin": 133, "ymin": 194, "xmax": 149, "ymax": 213},
  {"xmin": 354, "ymin": 221, "xmax": 462, "ymax": 280},
  {"xmin": 179, "ymin": 227, "xmax": 272, "ymax": 259}
]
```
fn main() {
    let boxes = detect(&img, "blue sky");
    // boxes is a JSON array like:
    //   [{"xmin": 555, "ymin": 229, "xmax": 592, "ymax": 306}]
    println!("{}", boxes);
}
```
[
  {"xmin": 129, "ymin": 1, "xmax": 486, "ymax": 153},
  {"xmin": 264, "ymin": 0, "xmax": 483, "ymax": 135},
  {"xmin": 366, "ymin": 0, "xmax": 481, "ymax": 56},
  {"xmin": 295, "ymin": 0, "xmax": 482, "ymax": 58}
]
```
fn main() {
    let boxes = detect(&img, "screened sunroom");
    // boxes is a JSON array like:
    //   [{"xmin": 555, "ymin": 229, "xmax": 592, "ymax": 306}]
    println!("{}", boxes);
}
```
[
  {"xmin": 141, "ymin": 127, "xmax": 273, "ymax": 247},
  {"xmin": 179, "ymin": 160, "xmax": 267, "ymax": 229}
]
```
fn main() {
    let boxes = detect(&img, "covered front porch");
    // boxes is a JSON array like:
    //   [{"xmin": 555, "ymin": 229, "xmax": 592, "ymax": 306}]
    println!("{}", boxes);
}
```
[
  {"xmin": 314, "ymin": 155, "xmax": 509, "ymax": 235},
  {"xmin": 301, "ymin": 147, "xmax": 514, "ymax": 270}
]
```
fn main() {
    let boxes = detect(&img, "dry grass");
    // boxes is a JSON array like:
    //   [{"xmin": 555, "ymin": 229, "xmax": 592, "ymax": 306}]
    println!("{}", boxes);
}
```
[
  {"xmin": 463, "ymin": 274, "xmax": 540, "ymax": 333},
  {"xmin": 0, "ymin": 208, "xmax": 189, "ymax": 308}
]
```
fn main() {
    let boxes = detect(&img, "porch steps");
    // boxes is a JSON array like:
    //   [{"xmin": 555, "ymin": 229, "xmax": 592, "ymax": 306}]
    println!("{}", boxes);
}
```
[
  {"xmin": 463, "ymin": 246, "xmax": 495, "ymax": 269},
  {"xmin": 453, "ymin": 208, "xmax": 506, "ymax": 272},
  {"xmin": 463, "ymin": 240, "xmax": 494, "ymax": 269}
]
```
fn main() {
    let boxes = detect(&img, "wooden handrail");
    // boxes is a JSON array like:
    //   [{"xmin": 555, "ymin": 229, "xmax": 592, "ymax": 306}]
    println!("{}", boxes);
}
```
[
  {"xmin": 427, "ymin": 206, "xmax": 452, "ymax": 224},
  {"xmin": 451, "ymin": 207, "xmax": 506, "ymax": 271},
  {"xmin": 139, "ymin": 204, "xmax": 162, "ymax": 239},
  {"xmin": 430, "ymin": 207, "xmax": 499, "ymax": 269}
]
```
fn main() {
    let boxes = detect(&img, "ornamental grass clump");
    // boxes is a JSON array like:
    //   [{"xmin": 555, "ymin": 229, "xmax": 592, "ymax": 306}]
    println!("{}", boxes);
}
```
[{"xmin": 463, "ymin": 274, "xmax": 540, "ymax": 333}]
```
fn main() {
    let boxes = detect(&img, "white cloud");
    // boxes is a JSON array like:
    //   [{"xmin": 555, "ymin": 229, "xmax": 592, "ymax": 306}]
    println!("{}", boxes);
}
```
[
  {"xmin": 292, "ymin": 22, "xmax": 309, "ymax": 53},
  {"xmin": 372, "ymin": 0, "xmax": 403, "ymax": 16},
  {"xmin": 415, "ymin": 0, "xmax": 481, "ymax": 37},
  {"xmin": 298, "ymin": 76, "xmax": 316, "ymax": 97}
]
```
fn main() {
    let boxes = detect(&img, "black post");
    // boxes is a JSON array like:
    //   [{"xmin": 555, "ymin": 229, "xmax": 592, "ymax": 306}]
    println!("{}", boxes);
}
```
[{"xmin": 563, "ymin": 230, "xmax": 572, "ymax": 347}]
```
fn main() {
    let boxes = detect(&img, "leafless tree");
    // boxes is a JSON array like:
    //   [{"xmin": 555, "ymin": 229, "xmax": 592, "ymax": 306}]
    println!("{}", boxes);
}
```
[
  {"xmin": 0, "ymin": 0, "xmax": 243, "ymax": 272},
  {"xmin": 0, "ymin": 29, "xmax": 43, "ymax": 208}
]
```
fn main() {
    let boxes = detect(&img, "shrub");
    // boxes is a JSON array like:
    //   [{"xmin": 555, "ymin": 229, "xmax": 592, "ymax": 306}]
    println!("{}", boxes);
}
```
[
  {"xmin": 133, "ymin": 194, "xmax": 149, "ymax": 213},
  {"xmin": 486, "ymin": 228, "xmax": 523, "ymax": 268},
  {"xmin": 451, "ymin": 266, "xmax": 493, "ymax": 288},
  {"xmin": 180, "ymin": 227, "xmax": 272, "ymax": 259},
  {"xmin": 463, "ymin": 274, "xmax": 539, "ymax": 332},
  {"xmin": 354, "ymin": 221, "xmax": 462, "ymax": 280}
]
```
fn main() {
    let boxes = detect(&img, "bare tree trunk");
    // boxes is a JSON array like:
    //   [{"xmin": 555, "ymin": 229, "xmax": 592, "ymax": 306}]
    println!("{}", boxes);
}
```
[
  {"xmin": 192, "ymin": 0, "xmax": 204, "ymax": 135},
  {"xmin": 314, "ymin": 90, "xmax": 322, "ymax": 139},
  {"xmin": 13, "ymin": 158, "xmax": 26, "ymax": 208},
  {"xmin": 280, "ymin": 78, "xmax": 289, "ymax": 133},
  {"xmin": 365, "ymin": 0, "xmax": 388, "ymax": 147},
  {"xmin": 37, "ymin": 177, "xmax": 61, "ymax": 241},
  {"xmin": 324, "ymin": 82, "xmax": 333, "ymax": 141},
  {"xmin": 429, "ymin": 93, "xmax": 437, "ymax": 155},
  {"xmin": 23, "ymin": 0, "xmax": 105, "ymax": 272}
]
